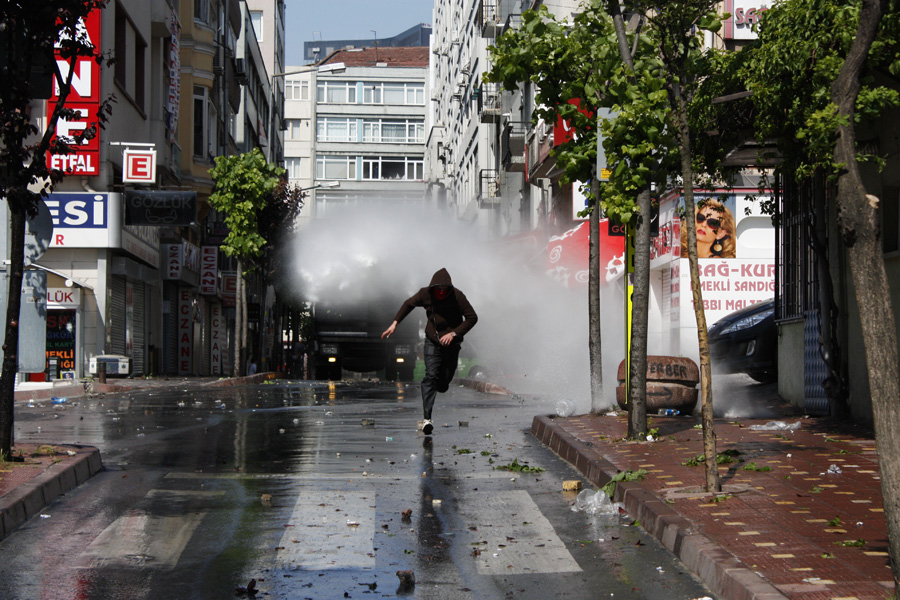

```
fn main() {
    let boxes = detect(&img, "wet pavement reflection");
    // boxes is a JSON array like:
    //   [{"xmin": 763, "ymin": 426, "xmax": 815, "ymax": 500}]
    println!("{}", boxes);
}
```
[{"xmin": 0, "ymin": 380, "xmax": 718, "ymax": 600}]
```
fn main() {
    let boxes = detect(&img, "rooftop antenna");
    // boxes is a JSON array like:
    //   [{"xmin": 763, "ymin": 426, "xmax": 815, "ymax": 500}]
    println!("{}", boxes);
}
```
[{"xmin": 371, "ymin": 30, "xmax": 378, "ymax": 61}]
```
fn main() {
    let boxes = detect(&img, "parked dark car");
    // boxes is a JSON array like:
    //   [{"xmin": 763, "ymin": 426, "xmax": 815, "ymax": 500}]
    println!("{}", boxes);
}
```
[{"xmin": 708, "ymin": 298, "xmax": 777, "ymax": 383}]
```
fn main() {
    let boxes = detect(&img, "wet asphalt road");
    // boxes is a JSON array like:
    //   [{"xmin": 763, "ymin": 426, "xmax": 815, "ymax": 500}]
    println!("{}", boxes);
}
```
[{"xmin": 1, "ymin": 379, "xmax": 717, "ymax": 600}]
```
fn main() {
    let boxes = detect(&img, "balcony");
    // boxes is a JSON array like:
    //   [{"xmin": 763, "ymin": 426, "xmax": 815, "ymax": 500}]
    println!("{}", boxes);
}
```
[
  {"xmin": 527, "ymin": 122, "xmax": 555, "ymax": 181},
  {"xmin": 478, "ymin": 0, "xmax": 501, "ymax": 37},
  {"xmin": 477, "ymin": 83, "xmax": 501, "ymax": 123},
  {"xmin": 478, "ymin": 169, "xmax": 500, "ymax": 206},
  {"xmin": 502, "ymin": 122, "xmax": 527, "ymax": 172}
]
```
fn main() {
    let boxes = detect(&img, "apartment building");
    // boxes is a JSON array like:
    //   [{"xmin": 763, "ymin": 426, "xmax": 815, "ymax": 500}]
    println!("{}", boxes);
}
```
[
  {"xmin": 20, "ymin": 0, "xmax": 281, "ymax": 382},
  {"xmin": 283, "ymin": 46, "xmax": 430, "ymax": 220}
]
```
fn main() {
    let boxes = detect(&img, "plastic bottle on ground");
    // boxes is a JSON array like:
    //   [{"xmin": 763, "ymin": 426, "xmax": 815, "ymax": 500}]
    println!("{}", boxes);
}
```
[{"xmin": 555, "ymin": 399, "xmax": 575, "ymax": 418}]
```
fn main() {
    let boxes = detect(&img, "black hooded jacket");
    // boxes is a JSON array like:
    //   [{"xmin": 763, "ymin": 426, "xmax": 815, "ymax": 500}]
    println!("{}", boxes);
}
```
[{"xmin": 392, "ymin": 268, "xmax": 478, "ymax": 346}]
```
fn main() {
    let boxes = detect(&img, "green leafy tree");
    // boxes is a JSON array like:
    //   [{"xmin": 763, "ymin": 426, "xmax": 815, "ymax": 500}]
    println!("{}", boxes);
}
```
[
  {"xmin": 0, "ymin": 0, "xmax": 112, "ymax": 458},
  {"xmin": 209, "ymin": 148, "xmax": 284, "ymax": 377},
  {"xmin": 487, "ymin": 2, "xmax": 727, "ymax": 490},
  {"xmin": 740, "ymin": 0, "xmax": 900, "ymax": 590}
]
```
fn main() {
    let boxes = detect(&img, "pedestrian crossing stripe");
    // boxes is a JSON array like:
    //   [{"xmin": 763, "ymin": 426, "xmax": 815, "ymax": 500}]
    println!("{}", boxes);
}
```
[
  {"xmin": 276, "ymin": 490, "xmax": 376, "ymax": 571},
  {"xmin": 456, "ymin": 490, "xmax": 582, "ymax": 575}
]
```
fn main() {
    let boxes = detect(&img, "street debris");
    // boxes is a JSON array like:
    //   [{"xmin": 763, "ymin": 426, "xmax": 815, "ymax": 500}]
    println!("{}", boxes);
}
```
[
  {"xmin": 51, "ymin": 397, "xmax": 67, "ymax": 404},
  {"xmin": 571, "ymin": 489, "xmax": 619, "ymax": 516},
  {"xmin": 555, "ymin": 399, "xmax": 575, "ymax": 418},
  {"xmin": 748, "ymin": 420, "xmax": 801, "ymax": 431},
  {"xmin": 260, "ymin": 494, "xmax": 272, "ymax": 507},
  {"xmin": 401, "ymin": 509, "xmax": 412, "ymax": 521},
  {"xmin": 235, "ymin": 578, "xmax": 257, "ymax": 596},
  {"xmin": 396, "ymin": 570, "xmax": 415, "ymax": 588},
  {"xmin": 562, "ymin": 480, "xmax": 583, "ymax": 491},
  {"xmin": 360, "ymin": 418, "xmax": 375, "ymax": 427}
]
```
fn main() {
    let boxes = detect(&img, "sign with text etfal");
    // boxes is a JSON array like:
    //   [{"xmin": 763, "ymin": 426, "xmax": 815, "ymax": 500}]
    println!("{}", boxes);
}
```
[{"xmin": 46, "ymin": 9, "xmax": 102, "ymax": 176}]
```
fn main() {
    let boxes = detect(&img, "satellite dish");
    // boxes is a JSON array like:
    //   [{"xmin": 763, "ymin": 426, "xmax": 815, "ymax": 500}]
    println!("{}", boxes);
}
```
[{"xmin": 24, "ymin": 199, "xmax": 53, "ymax": 267}]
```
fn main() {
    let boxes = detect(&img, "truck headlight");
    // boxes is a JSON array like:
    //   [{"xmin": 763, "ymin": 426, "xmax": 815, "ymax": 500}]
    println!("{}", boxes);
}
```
[{"xmin": 395, "ymin": 357, "xmax": 405, "ymax": 363}]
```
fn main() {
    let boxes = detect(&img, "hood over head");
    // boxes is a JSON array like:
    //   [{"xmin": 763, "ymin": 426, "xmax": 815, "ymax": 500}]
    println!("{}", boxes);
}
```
[{"xmin": 429, "ymin": 268, "xmax": 453, "ymax": 288}]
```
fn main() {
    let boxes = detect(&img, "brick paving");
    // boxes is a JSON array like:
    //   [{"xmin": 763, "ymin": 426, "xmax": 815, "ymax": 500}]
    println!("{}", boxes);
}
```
[{"xmin": 533, "ymin": 411, "xmax": 896, "ymax": 600}]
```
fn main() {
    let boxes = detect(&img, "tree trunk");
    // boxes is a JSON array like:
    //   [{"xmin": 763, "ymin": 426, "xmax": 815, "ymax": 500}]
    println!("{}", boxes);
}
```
[
  {"xmin": 627, "ymin": 188, "xmax": 652, "ymax": 439},
  {"xmin": 589, "ymin": 174, "xmax": 604, "ymax": 411},
  {"xmin": 673, "ymin": 85, "xmax": 719, "ymax": 493},
  {"xmin": 234, "ymin": 258, "xmax": 244, "ymax": 377},
  {"xmin": 831, "ymin": 1, "xmax": 899, "ymax": 592},
  {"xmin": 0, "ymin": 194, "xmax": 26, "ymax": 458}
]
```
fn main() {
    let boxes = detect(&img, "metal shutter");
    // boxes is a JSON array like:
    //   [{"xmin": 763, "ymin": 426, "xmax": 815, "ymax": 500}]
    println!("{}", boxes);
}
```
[{"xmin": 109, "ymin": 276, "xmax": 127, "ymax": 356}]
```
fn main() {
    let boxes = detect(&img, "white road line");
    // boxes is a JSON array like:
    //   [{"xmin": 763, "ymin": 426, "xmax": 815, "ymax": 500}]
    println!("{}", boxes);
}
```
[
  {"xmin": 457, "ymin": 490, "xmax": 582, "ymax": 575},
  {"xmin": 276, "ymin": 490, "xmax": 377, "ymax": 571},
  {"xmin": 77, "ymin": 490, "xmax": 221, "ymax": 569},
  {"xmin": 165, "ymin": 471, "xmax": 515, "ymax": 481}
]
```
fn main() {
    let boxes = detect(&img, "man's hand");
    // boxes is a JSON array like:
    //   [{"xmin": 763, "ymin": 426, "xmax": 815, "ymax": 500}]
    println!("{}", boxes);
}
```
[
  {"xmin": 381, "ymin": 321, "xmax": 397, "ymax": 339},
  {"xmin": 439, "ymin": 331, "xmax": 456, "ymax": 346}
]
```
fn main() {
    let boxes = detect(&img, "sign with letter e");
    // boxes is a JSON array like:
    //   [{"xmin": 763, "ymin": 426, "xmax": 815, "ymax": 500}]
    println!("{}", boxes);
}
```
[{"xmin": 123, "ymin": 149, "xmax": 157, "ymax": 183}]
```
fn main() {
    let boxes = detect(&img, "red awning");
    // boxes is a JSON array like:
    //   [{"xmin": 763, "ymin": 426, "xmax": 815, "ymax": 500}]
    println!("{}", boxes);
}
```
[{"xmin": 546, "ymin": 220, "xmax": 625, "ymax": 288}]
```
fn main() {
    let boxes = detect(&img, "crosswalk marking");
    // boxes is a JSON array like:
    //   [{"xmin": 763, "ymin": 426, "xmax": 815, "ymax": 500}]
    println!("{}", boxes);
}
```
[
  {"xmin": 457, "ymin": 490, "xmax": 582, "ymax": 575},
  {"xmin": 276, "ymin": 490, "xmax": 377, "ymax": 571},
  {"xmin": 78, "ymin": 490, "xmax": 221, "ymax": 569}
]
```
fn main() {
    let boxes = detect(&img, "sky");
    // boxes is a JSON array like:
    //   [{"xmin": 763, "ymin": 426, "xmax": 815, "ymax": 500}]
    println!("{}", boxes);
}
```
[{"xmin": 283, "ymin": 0, "xmax": 434, "ymax": 65}]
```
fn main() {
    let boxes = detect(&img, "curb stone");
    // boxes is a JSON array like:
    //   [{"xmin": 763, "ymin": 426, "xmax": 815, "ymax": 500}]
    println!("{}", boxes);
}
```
[
  {"xmin": 0, "ymin": 445, "xmax": 102, "ymax": 543},
  {"xmin": 531, "ymin": 414, "xmax": 788, "ymax": 600}
]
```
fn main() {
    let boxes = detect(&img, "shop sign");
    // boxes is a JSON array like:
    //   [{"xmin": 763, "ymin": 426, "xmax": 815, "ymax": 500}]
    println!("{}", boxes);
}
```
[
  {"xmin": 46, "ymin": 9, "xmax": 102, "ymax": 176},
  {"xmin": 221, "ymin": 272, "xmax": 237, "ymax": 308},
  {"xmin": 123, "ymin": 149, "xmax": 157, "ymax": 183},
  {"xmin": 178, "ymin": 289, "xmax": 193, "ymax": 375},
  {"xmin": 210, "ymin": 303, "xmax": 224, "ymax": 375},
  {"xmin": 200, "ymin": 246, "xmax": 218, "ymax": 295},
  {"xmin": 164, "ymin": 244, "xmax": 182, "ymax": 280},
  {"xmin": 47, "ymin": 288, "xmax": 81, "ymax": 308},
  {"xmin": 678, "ymin": 259, "xmax": 775, "ymax": 325},
  {"xmin": 124, "ymin": 191, "xmax": 197, "ymax": 226},
  {"xmin": 46, "ymin": 192, "xmax": 118, "ymax": 248},
  {"xmin": 723, "ymin": 1, "xmax": 769, "ymax": 40}
]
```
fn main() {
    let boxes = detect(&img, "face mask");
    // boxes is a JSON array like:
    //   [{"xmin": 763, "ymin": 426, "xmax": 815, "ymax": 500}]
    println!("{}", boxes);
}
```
[{"xmin": 433, "ymin": 286, "xmax": 450, "ymax": 300}]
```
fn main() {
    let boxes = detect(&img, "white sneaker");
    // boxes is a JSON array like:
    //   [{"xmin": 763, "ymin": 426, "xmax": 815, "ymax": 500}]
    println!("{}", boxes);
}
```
[{"xmin": 422, "ymin": 419, "xmax": 434, "ymax": 435}]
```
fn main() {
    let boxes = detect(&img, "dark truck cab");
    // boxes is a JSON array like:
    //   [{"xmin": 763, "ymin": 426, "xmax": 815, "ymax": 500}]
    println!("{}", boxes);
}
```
[{"xmin": 312, "ymin": 298, "xmax": 418, "ymax": 381}]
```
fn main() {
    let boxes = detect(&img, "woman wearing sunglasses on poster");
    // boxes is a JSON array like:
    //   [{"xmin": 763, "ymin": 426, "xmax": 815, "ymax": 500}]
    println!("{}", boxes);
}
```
[{"xmin": 681, "ymin": 199, "xmax": 737, "ymax": 259}]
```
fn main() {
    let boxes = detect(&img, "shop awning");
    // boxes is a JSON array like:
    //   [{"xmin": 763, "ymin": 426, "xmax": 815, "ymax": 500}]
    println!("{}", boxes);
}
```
[{"xmin": 546, "ymin": 220, "xmax": 625, "ymax": 288}]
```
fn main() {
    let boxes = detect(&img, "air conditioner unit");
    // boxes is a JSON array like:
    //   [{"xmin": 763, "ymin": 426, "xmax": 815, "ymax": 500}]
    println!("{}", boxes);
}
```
[{"xmin": 234, "ymin": 58, "xmax": 248, "ymax": 82}]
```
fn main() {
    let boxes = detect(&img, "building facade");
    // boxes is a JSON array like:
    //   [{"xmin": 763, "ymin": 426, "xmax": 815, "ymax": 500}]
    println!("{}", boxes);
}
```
[
  {"xmin": 21, "ymin": 0, "xmax": 282, "ymax": 383},
  {"xmin": 283, "ymin": 46, "xmax": 430, "ymax": 220}
]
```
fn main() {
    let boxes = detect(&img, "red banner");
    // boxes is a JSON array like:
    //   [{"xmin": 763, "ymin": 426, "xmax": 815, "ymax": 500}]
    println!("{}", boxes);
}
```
[{"xmin": 47, "ymin": 9, "xmax": 103, "ymax": 176}]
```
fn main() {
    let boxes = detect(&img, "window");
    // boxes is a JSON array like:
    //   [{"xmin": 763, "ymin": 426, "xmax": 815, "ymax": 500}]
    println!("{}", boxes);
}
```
[
  {"xmin": 317, "ymin": 81, "xmax": 356, "ymax": 104},
  {"xmin": 285, "ymin": 79, "xmax": 309, "ymax": 100},
  {"xmin": 361, "ymin": 157, "xmax": 424, "ymax": 180},
  {"xmin": 194, "ymin": 0, "xmax": 211, "ymax": 25},
  {"xmin": 317, "ymin": 117, "xmax": 357, "ymax": 142},
  {"xmin": 360, "ymin": 82, "xmax": 425, "ymax": 105},
  {"xmin": 193, "ymin": 85, "xmax": 209, "ymax": 158},
  {"xmin": 250, "ymin": 11, "xmax": 263, "ymax": 42},
  {"xmin": 361, "ymin": 119, "xmax": 424, "ymax": 143},
  {"xmin": 316, "ymin": 156, "xmax": 356, "ymax": 180},
  {"xmin": 114, "ymin": 4, "xmax": 146, "ymax": 111},
  {"xmin": 285, "ymin": 119, "xmax": 303, "ymax": 140},
  {"xmin": 285, "ymin": 157, "xmax": 301, "ymax": 179}
]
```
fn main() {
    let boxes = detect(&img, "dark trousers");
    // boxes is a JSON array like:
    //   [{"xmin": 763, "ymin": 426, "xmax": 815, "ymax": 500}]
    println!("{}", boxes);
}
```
[{"xmin": 421, "ymin": 341, "xmax": 460, "ymax": 420}]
